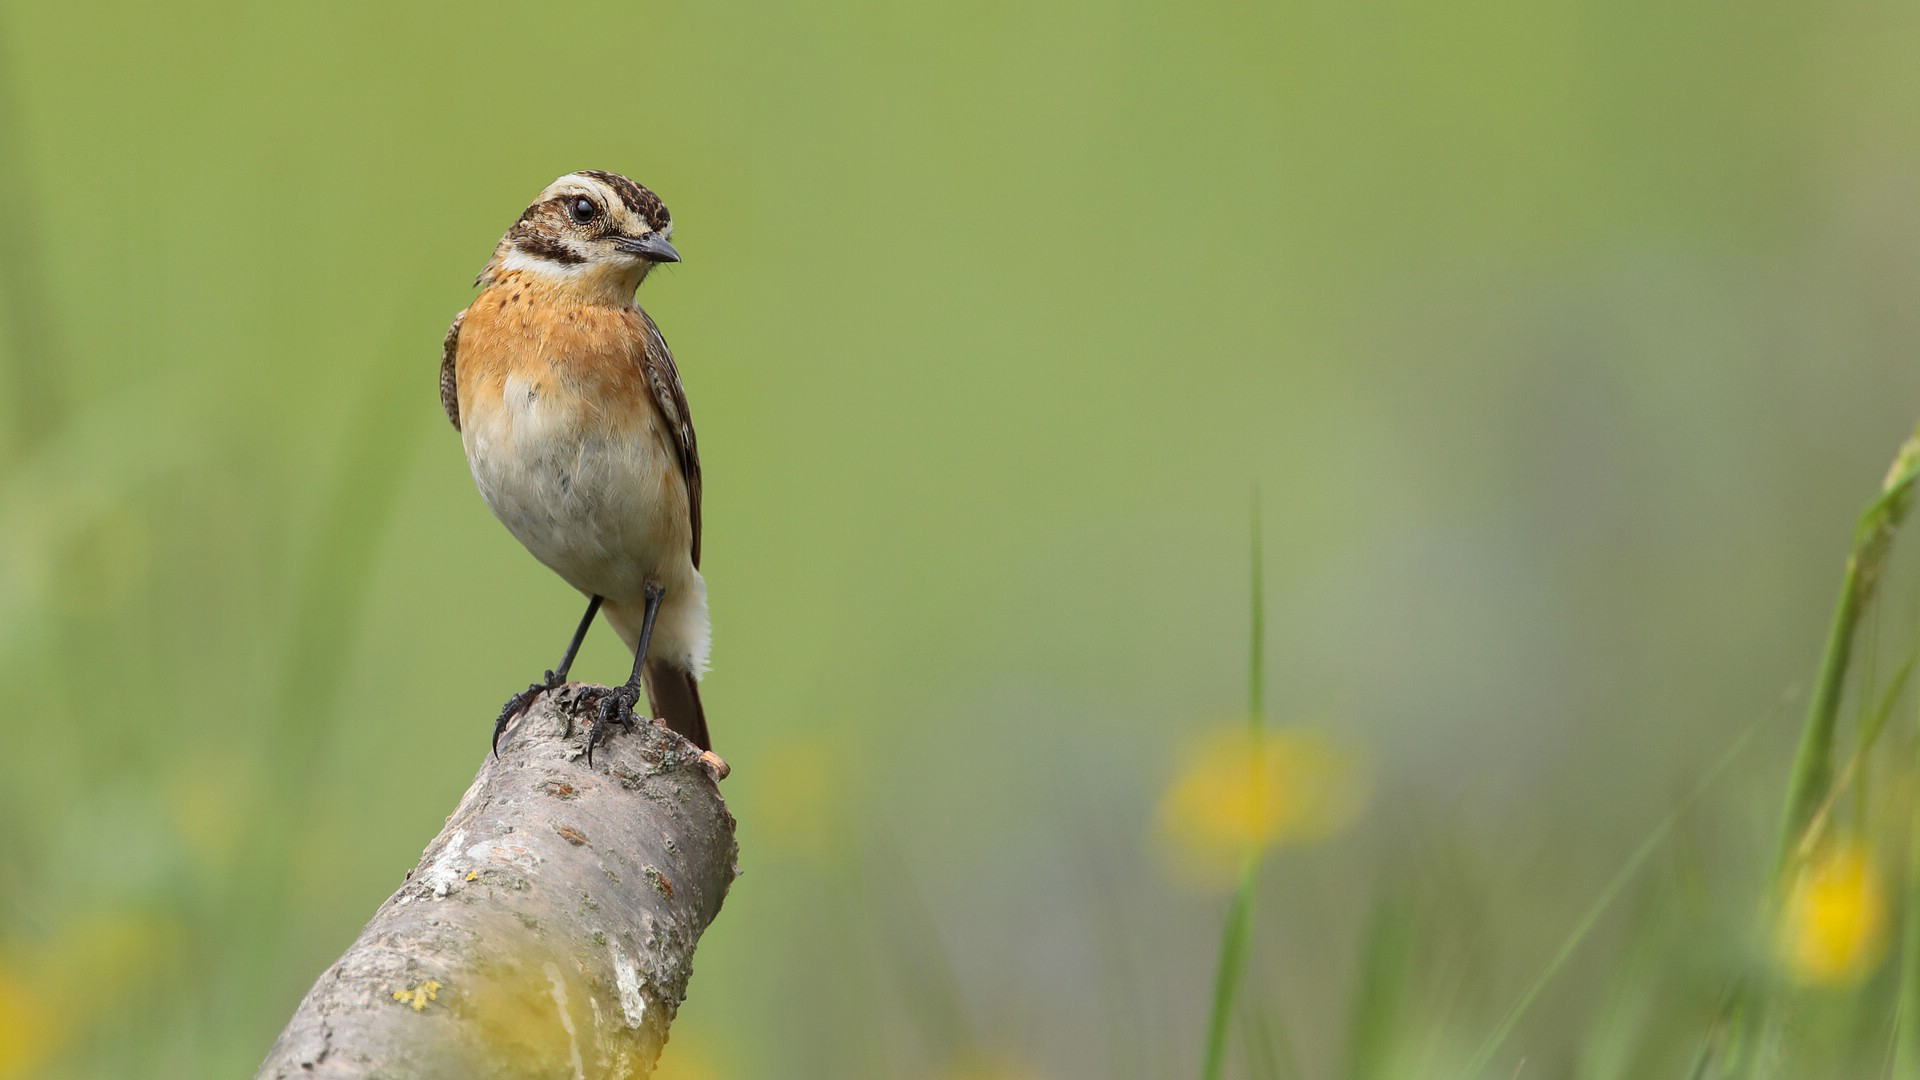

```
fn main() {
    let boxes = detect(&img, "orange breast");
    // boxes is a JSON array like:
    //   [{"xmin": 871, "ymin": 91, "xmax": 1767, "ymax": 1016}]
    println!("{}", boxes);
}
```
[
  {"xmin": 456, "ymin": 278, "xmax": 657, "ymax": 438},
  {"xmin": 453, "ymin": 279, "xmax": 692, "ymax": 601}
]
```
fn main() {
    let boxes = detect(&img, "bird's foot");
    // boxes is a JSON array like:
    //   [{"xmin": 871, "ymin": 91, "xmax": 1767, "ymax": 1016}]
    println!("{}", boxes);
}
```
[
  {"xmin": 585, "ymin": 682, "xmax": 643, "ymax": 766},
  {"xmin": 493, "ymin": 670, "xmax": 567, "ymax": 755}
]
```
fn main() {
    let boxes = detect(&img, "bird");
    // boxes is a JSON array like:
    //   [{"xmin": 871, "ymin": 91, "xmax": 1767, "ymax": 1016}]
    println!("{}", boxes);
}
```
[{"xmin": 440, "ymin": 169, "xmax": 725, "ymax": 777}]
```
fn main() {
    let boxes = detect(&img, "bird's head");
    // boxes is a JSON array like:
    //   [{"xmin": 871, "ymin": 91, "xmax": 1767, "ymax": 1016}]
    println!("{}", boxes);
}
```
[{"xmin": 479, "ymin": 170, "xmax": 679, "ymax": 303}]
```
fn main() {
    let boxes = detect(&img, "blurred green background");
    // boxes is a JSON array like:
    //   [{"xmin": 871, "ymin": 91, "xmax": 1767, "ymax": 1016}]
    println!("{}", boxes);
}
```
[{"xmin": 4, "ymin": 0, "xmax": 1920, "ymax": 1076}]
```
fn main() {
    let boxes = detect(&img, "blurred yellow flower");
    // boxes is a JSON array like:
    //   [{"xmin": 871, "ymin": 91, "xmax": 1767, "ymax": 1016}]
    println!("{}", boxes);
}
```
[
  {"xmin": 1158, "ymin": 725, "xmax": 1365, "ymax": 886},
  {"xmin": 0, "ymin": 908, "xmax": 183, "ymax": 1076},
  {"xmin": 0, "ymin": 969, "xmax": 57, "ymax": 1079},
  {"xmin": 167, "ymin": 748, "xmax": 264, "ymax": 872},
  {"xmin": 1778, "ymin": 840, "xmax": 1888, "ymax": 986},
  {"xmin": 754, "ymin": 738, "xmax": 841, "ymax": 856}
]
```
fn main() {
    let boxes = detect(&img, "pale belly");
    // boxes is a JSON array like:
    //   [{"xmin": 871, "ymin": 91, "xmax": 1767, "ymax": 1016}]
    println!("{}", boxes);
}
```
[{"xmin": 461, "ymin": 375, "xmax": 709, "ymax": 672}]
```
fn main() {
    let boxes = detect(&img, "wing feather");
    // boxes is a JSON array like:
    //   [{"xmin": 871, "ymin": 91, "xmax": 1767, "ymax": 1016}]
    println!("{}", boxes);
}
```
[
  {"xmin": 636, "ymin": 311, "xmax": 702, "ymax": 568},
  {"xmin": 440, "ymin": 309, "xmax": 467, "ymax": 431}
]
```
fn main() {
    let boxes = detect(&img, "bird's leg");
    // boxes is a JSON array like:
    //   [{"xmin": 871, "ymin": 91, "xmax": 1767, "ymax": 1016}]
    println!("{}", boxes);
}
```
[
  {"xmin": 494, "ymin": 595, "xmax": 603, "ymax": 753},
  {"xmin": 588, "ymin": 583, "xmax": 662, "ymax": 765}
]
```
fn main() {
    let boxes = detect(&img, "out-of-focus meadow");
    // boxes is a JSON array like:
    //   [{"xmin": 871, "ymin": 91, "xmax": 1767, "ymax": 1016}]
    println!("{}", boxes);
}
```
[{"xmin": 5, "ymin": 0, "xmax": 1920, "ymax": 1076}]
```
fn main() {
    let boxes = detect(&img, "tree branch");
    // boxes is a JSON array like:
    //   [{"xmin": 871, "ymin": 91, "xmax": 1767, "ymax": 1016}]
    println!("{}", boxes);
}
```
[{"xmin": 256, "ymin": 686, "xmax": 738, "ymax": 1079}]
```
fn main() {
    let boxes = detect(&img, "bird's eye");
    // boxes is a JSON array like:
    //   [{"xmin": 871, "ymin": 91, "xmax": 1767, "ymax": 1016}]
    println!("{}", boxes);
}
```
[{"xmin": 567, "ymin": 197, "xmax": 600, "ymax": 225}]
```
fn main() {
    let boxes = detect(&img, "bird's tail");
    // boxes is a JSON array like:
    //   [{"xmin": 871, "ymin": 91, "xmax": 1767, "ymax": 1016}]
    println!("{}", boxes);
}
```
[{"xmin": 643, "ymin": 660, "xmax": 710, "ymax": 751}]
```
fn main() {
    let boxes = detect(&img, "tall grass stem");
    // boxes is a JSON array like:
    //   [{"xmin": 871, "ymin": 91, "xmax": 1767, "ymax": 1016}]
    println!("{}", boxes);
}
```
[
  {"xmin": 1775, "ymin": 430, "xmax": 1920, "ymax": 877},
  {"xmin": 1201, "ymin": 491, "xmax": 1265, "ymax": 1080}
]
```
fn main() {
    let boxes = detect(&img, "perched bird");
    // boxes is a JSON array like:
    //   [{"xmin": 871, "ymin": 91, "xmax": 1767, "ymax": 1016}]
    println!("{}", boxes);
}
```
[{"xmin": 441, "ymin": 170, "xmax": 724, "ymax": 775}]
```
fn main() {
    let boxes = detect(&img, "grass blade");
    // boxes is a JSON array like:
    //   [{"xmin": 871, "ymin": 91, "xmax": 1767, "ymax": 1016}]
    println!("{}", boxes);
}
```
[
  {"xmin": 1793, "ymin": 642, "xmax": 1920, "ymax": 868},
  {"xmin": 1718, "ymin": 430, "xmax": 1920, "ymax": 1077},
  {"xmin": 1345, "ymin": 891, "xmax": 1416, "ymax": 1080},
  {"xmin": 1201, "ymin": 490, "xmax": 1266, "ymax": 1080},
  {"xmin": 1776, "ymin": 429, "xmax": 1920, "ymax": 878},
  {"xmin": 1242, "ymin": 964, "xmax": 1303, "ymax": 1080},
  {"xmin": 1457, "ymin": 719, "xmax": 1763, "ymax": 1079},
  {"xmin": 1203, "ymin": 859, "xmax": 1258, "ymax": 1080}
]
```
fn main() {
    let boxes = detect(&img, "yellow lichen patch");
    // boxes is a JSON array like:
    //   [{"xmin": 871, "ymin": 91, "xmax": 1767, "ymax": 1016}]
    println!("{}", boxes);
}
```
[
  {"xmin": 0, "ymin": 969, "xmax": 58, "ymax": 1079},
  {"xmin": 392, "ymin": 979, "xmax": 442, "ymax": 1011},
  {"xmin": 1778, "ymin": 840, "xmax": 1888, "ymax": 985},
  {"xmin": 1158, "ymin": 724, "xmax": 1366, "ymax": 887},
  {"xmin": 466, "ymin": 871, "xmax": 479, "ymax": 882}
]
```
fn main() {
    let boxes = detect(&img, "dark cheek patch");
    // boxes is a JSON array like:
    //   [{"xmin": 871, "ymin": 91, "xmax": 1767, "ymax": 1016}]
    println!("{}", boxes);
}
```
[{"xmin": 514, "ymin": 232, "xmax": 586, "ymax": 265}]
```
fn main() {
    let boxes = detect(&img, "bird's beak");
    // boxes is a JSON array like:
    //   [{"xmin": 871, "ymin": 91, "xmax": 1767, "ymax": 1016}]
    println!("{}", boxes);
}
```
[{"xmin": 613, "ymin": 233, "xmax": 681, "ymax": 263}]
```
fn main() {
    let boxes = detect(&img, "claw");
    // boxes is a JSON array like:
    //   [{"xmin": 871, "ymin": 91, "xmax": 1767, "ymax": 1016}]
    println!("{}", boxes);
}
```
[
  {"xmin": 493, "ymin": 670, "xmax": 563, "ymax": 756},
  {"xmin": 586, "ymin": 684, "xmax": 642, "ymax": 766}
]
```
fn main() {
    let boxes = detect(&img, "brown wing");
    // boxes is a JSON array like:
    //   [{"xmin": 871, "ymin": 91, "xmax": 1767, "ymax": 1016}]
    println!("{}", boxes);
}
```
[
  {"xmin": 440, "ymin": 308, "xmax": 467, "ymax": 431},
  {"xmin": 637, "ymin": 310, "xmax": 702, "ymax": 568}
]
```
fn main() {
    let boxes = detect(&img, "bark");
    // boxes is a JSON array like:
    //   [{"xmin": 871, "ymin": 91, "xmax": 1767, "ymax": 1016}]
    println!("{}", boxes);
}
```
[{"xmin": 257, "ymin": 686, "xmax": 738, "ymax": 1080}]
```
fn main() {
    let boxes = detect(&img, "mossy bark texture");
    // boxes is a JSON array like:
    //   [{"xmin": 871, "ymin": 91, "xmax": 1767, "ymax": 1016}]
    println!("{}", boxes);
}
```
[{"xmin": 257, "ymin": 687, "xmax": 738, "ymax": 1079}]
